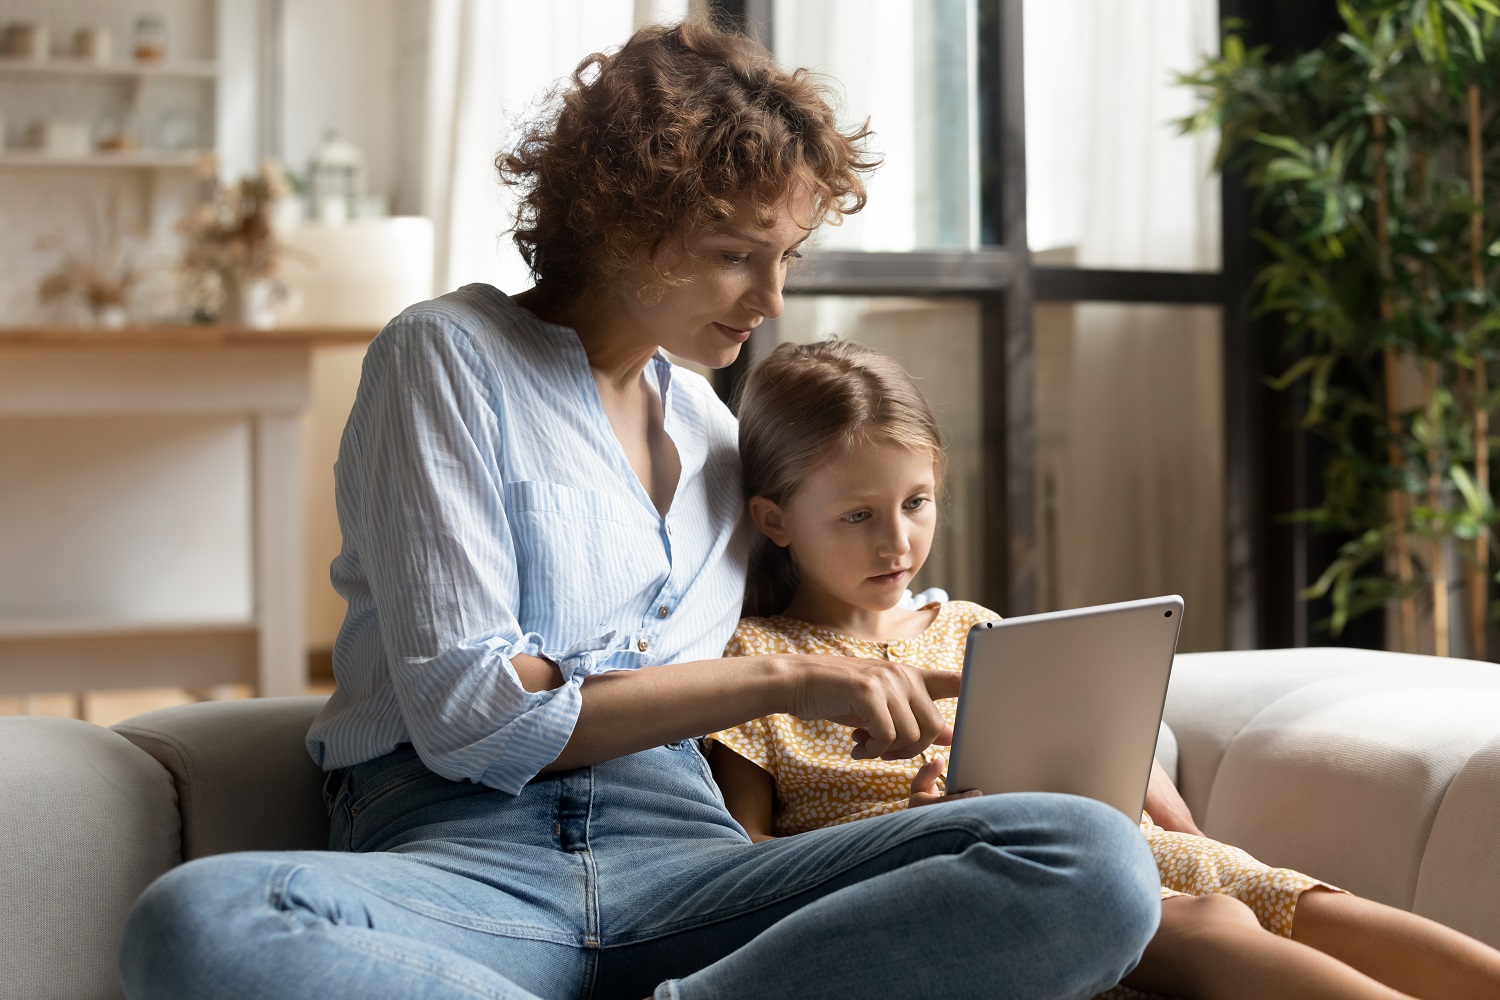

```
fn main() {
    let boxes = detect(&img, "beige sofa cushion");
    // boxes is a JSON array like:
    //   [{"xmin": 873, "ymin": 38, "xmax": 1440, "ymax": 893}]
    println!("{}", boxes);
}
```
[
  {"xmin": 0, "ymin": 718, "xmax": 178, "ymax": 1000},
  {"xmin": 1414, "ymin": 733, "xmax": 1500, "ymax": 946},
  {"xmin": 1165, "ymin": 648, "xmax": 1500, "ymax": 947}
]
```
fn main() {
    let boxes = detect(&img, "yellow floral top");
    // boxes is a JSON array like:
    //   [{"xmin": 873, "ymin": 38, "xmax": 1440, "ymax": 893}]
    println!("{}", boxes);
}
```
[{"xmin": 706, "ymin": 600, "xmax": 997, "ymax": 837}]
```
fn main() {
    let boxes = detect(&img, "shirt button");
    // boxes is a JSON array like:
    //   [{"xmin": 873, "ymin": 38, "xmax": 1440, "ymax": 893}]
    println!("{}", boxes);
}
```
[
  {"xmin": 637, "ymin": 639, "xmax": 649, "ymax": 652},
  {"xmin": 657, "ymin": 605, "xmax": 670, "ymax": 619}
]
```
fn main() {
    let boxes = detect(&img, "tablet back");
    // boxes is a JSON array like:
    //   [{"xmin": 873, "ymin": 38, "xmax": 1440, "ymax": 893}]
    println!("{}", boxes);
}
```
[{"xmin": 946, "ymin": 595, "xmax": 1182, "ymax": 818}]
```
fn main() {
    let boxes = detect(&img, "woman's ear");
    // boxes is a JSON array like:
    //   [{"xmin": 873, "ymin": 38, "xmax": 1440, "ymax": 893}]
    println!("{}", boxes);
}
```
[{"xmin": 747, "ymin": 496, "xmax": 792, "ymax": 548}]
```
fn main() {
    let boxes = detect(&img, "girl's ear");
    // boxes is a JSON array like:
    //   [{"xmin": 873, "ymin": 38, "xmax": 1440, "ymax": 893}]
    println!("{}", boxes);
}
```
[{"xmin": 747, "ymin": 496, "xmax": 792, "ymax": 548}]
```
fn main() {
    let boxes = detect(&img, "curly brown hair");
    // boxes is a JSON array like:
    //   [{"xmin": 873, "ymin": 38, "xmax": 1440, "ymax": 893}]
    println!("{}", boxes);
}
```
[{"xmin": 497, "ymin": 17, "xmax": 879, "ymax": 302}]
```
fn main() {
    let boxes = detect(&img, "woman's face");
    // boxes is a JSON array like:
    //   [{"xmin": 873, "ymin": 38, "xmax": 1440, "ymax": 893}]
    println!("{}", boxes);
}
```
[
  {"xmin": 751, "ymin": 438, "xmax": 940, "ymax": 616},
  {"xmin": 616, "ymin": 197, "xmax": 812, "ymax": 369}
]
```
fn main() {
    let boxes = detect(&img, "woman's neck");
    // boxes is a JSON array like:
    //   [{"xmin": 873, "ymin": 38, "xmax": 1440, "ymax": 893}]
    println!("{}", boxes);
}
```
[
  {"xmin": 512, "ymin": 285, "xmax": 657, "ymax": 390},
  {"xmin": 779, "ymin": 590, "xmax": 937, "ymax": 643}
]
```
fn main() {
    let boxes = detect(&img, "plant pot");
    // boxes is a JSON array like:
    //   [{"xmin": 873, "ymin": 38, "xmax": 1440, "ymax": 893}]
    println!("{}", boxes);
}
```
[
  {"xmin": 220, "ymin": 273, "xmax": 277, "ymax": 329},
  {"xmin": 95, "ymin": 305, "xmax": 128, "ymax": 329}
]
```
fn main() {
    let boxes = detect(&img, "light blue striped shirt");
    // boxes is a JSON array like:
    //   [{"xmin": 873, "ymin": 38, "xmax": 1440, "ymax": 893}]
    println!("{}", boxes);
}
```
[{"xmin": 306, "ymin": 284, "xmax": 749, "ymax": 794}]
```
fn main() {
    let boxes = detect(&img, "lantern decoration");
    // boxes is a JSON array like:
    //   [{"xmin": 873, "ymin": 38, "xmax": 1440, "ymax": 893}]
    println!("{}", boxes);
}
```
[{"xmin": 307, "ymin": 130, "xmax": 367, "ymax": 225}]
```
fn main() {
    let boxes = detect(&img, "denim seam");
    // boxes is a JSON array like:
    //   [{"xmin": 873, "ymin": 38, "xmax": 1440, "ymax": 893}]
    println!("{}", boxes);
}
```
[
  {"xmin": 266, "ymin": 857, "xmax": 578, "ymax": 946},
  {"xmin": 329, "ymin": 870, "xmax": 583, "ymax": 946},
  {"xmin": 319, "ymin": 923, "xmax": 518, "ymax": 999},
  {"xmin": 604, "ymin": 815, "xmax": 996, "ymax": 946}
]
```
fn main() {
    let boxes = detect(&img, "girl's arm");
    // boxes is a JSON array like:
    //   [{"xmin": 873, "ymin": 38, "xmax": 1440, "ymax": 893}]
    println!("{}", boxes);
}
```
[{"xmin": 706, "ymin": 743, "xmax": 777, "ymax": 841}]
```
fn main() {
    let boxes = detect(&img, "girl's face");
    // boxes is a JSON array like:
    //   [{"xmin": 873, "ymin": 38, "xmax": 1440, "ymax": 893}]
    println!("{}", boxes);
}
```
[
  {"xmin": 750, "ymin": 437, "xmax": 940, "ymax": 616},
  {"xmin": 615, "ymin": 198, "xmax": 811, "ymax": 369}
]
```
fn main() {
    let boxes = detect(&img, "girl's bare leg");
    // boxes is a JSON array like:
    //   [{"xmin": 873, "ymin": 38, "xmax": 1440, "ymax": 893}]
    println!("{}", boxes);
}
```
[
  {"xmin": 1121, "ymin": 894, "xmax": 1412, "ymax": 1000},
  {"xmin": 1292, "ymin": 888, "xmax": 1500, "ymax": 1000}
]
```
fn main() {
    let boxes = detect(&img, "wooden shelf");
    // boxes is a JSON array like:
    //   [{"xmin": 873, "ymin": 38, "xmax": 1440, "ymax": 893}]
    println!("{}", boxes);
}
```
[
  {"xmin": 0, "ymin": 617, "xmax": 256, "ymax": 640},
  {"xmin": 0, "ymin": 149, "xmax": 209, "ymax": 170},
  {"xmin": 0, "ymin": 56, "xmax": 218, "ymax": 80},
  {"xmin": 0, "ymin": 324, "xmax": 380, "ymax": 348}
]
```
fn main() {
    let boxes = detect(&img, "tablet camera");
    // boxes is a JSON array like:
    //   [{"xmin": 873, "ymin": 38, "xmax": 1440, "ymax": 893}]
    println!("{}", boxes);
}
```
[{"xmin": 1164, "ymin": 610, "xmax": 1173, "ymax": 617}]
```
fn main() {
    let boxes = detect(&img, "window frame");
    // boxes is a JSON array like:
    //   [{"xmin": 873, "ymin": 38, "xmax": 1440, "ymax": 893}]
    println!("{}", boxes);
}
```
[{"xmin": 715, "ymin": 0, "xmax": 1265, "ymax": 649}]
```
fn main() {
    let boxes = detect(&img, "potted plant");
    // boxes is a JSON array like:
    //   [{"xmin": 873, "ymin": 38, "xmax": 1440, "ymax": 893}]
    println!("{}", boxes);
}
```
[
  {"xmin": 1179, "ymin": 1, "xmax": 1499, "ymax": 655},
  {"xmin": 178, "ymin": 158, "xmax": 293, "ymax": 328},
  {"xmin": 36, "ymin": 197, "xmax": 146, "ymax": 328}
]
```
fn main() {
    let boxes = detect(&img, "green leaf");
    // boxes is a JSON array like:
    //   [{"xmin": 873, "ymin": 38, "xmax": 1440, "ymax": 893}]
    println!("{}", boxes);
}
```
[
  {"xmin": 1265, "ymin": 353, "xmax": 1330, "ymax": 392},
  {"xmin": 1264, "ymin": 159, "xmax": 1320, "ymax": 182},
  {"xmin": 1442, "ymin": 0, "xmax": 1486, "ymax": 58},
  {"xmin": 1451, "ymin": 463, "xmax": 1495, "ymax": 518},
  {"xmin": 1252, "ymin": 132, "xmax": 1311, "ymax": 157},
  {"xmin": 1225, "ymin": 33, "xmax": 1245, "ymax": 66},
  {"xmin": 1337, "ymin": 0, "xmax": 1370, "ymax": 44}
]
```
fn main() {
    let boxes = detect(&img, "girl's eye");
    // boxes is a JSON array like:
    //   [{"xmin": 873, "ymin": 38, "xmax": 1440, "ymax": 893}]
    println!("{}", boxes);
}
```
[
  {"xmin": 842, "ymin": 511, "xmax": 871, "ymax": 524},
  {"xmin": 905, "ymin": 496, "xmax": 931, "ymax": 511},
  {"xmin": 721, "ymin": 253, "xmax": 749, "ymax": 265},
  {"xmin": 782, "ymin": 249, "xmax": 804, "ymax": 262}
]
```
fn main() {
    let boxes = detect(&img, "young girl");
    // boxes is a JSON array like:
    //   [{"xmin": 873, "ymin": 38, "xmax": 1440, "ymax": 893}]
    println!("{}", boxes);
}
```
[{"xmin": 708, "ymin": 338, "xmax": 1500, "ymax": 1000}]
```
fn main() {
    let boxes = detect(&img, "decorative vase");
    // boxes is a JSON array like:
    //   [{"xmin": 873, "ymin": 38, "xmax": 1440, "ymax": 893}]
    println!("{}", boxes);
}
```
[{"xmin": 219, "ymin": 272, "xmax": 277, "ymax": 329}]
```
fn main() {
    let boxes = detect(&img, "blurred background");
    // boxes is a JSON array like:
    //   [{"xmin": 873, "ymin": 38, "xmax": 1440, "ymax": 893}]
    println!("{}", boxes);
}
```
[{"xmin": 0, "ymin": 0, "xmax": 1339, "ymax": 723}]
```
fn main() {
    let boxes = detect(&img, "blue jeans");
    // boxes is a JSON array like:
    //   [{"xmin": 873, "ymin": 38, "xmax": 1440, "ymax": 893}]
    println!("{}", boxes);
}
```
[{"xmin": 119, "ymin": 741, "xmax": 1159, "ymax": 999}]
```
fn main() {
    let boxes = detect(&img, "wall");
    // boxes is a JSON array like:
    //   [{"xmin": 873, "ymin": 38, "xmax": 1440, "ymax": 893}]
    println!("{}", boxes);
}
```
[{"xmin": 277, "ymin": 0, "xmax": 421, "ymax": 214}]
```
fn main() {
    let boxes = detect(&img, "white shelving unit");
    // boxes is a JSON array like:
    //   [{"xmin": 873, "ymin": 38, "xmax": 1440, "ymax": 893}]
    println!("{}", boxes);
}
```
[
  {"xmin": 0, "ymin": 149, "xmax": 206, "ymax": 169},
  {"xmin": 0, "ymin": 56, "xmax": 218, "ymax": 79},
  {"xmin": 0, "ymin": 54, "xmax": 217, "ymax": 169}
]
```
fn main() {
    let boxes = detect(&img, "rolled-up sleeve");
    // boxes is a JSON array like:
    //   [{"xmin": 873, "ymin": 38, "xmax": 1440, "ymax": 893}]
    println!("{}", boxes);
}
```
[{"xmin": 347, "ymin": 317, "xmax": 603, "ymax": 791}]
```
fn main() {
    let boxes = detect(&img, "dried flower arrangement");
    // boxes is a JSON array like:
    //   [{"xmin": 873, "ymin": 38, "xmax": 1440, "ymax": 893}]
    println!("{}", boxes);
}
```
[
  {"xmin": 37, "ymin": 196, "xmax": 146, "ymax": 327},
  {"xmin": 178, "ymin": 157, "xmax": 293, "ymax": 326}
]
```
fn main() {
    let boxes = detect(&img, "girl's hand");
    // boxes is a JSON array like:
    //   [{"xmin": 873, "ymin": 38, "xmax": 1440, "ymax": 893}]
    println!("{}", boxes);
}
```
[
  {"xmin": 908, "ymin": 755, "xmax": 982, "ymax": 809},
  {"xmin": 1144, "ymin": 757, "xmax": 1204, "ymax": 836},
  {"xmin": 786, "ymin": 655, "xmax": 960, "ymax": 760}
]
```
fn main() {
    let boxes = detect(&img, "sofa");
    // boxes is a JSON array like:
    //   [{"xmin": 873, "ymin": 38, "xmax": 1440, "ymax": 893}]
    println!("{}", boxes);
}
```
[{"xmin": 3, "ymin": 646, "xmax": 1499, "ymax": 1000}]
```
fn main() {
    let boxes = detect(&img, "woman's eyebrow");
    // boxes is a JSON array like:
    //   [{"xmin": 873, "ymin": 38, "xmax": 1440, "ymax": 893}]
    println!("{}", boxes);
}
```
[
  {"xmin": 719, "ymin": 229, "xmax": 773, "ymax": 246},
  {"xmin": 719, "ymin": 229, "xmax": 810, "ymax": 250}
]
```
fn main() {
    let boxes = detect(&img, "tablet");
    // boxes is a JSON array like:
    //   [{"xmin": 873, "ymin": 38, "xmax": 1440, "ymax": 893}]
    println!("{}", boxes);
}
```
[{"xmin": 945, "ymin": 595, "xmax": 1183, "ymax": 818}]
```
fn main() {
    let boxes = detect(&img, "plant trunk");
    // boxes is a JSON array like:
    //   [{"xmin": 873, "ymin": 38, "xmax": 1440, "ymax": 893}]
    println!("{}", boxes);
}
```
[
  {"xmin": 1468, "ymin": 83, "xmax": 1489, "ymax": 660},
  {"xmin": 1425, "ymin": 360, "xmax": 1449, "ymax": 657},
  {"xmin": 1375, "ymin": 112, "xmax": 1418, "ymax": 651}
]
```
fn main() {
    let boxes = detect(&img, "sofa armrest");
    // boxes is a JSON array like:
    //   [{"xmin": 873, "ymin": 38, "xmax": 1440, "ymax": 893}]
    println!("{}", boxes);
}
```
[
  {"xmin": 1164, "ymin": 647, "xmax": 1500, "ymax": 948},
  {"xmin": 0, "ymin": 717, "xmax": 179, "ymax": 1000},
  {"xmin": 113, "ymin": 695, "xmax": 331, "ymax": 861}
]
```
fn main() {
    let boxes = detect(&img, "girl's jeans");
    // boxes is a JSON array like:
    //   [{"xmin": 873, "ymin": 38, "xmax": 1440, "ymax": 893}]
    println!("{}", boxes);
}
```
[{"xmin": 118, "ymin": 740, "xmax": 1160, "ymax": 999}]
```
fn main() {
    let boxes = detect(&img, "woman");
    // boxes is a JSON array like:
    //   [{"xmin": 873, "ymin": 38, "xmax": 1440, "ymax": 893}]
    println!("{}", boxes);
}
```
[{"xmin": 118, "ymin": 19, "xmax": 1161, "ymax": 1000}]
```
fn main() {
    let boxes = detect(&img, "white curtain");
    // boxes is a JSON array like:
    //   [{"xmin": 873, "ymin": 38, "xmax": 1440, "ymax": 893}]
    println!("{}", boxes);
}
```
[
  {"xmin": 422, "ymin": 0, "xmax": 690, "ymax": 296},
  {"xmin": 1027, "ymin": 0, "xmax": 1225, "ymax": 650}
]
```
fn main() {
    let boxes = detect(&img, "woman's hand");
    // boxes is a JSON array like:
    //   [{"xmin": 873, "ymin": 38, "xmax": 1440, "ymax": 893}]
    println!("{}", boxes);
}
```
[
  {"xmin": 1144, "ymin": 757, "xmax": 1205, "ymax": 836},
  {"xmin": 785, "ymin": 655, "xmax": 960, "ymax": 760},
  {"xmin": 907, "ymin": 754, "xmax": 982, "ymax": 809}
]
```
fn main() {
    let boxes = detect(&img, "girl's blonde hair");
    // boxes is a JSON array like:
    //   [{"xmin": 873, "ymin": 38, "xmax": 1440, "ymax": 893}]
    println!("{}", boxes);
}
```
[{"xmin": 737, "ymin": 339, "xmax": 946, "ymax": 617}]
